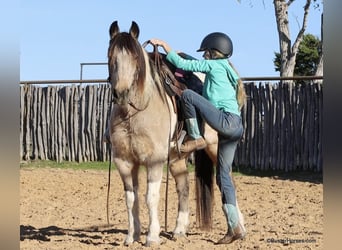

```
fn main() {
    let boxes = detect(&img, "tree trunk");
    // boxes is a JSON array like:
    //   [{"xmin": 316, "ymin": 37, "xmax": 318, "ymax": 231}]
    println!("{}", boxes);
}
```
[
  {"xmin": 273, "ymin": 0, "xmax": 312, "ymax": 80},
  {"xmin": 314, "ymin": 12, "xmax": 323, "ymax": 83},
  {"xmin": 274, "ymin": 0, "xmax": 292, "ymax": 77}
]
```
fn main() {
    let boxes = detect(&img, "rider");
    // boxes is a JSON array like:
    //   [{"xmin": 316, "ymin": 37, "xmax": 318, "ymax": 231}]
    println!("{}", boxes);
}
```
[{"xmin": 150, "ymin": 32, "xmax": 247, "ymax": 244}]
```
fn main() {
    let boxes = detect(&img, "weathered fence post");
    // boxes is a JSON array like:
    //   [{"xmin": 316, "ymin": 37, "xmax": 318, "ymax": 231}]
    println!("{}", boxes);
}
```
[{"xmin": 20, "ymin": 78, "xmax": 322, "ymax": 172}]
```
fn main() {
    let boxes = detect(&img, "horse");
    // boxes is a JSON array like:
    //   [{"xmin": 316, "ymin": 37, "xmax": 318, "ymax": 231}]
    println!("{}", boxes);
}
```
[{"xmin": 106, "ymin": 20, "xmax": 245, "ymax": 246}]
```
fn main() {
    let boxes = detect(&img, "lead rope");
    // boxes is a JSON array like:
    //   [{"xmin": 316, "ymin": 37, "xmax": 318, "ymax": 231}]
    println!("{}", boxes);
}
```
[
  {"xmin": 106, "ymin": 78, "xmax": 113, "ymax": 225},
  {"xmin": 106, "ymin": 142, "xmax": 112, "ymax": 225},
  {"xmin": 164, "ymin": 88, "xmax": 173, "ymax": 234}
]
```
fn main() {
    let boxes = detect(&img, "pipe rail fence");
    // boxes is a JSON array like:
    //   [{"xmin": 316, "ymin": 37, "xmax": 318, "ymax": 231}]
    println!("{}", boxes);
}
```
[{"xmin": 20, "ymin": 77, "xmax": 323, "ymax": 172}]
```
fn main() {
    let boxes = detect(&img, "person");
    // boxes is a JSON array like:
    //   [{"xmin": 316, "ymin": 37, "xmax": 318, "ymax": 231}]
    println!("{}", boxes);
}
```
[{"xmin": 150, "ymin": 32, "xmax": 247, "ymax": 244}]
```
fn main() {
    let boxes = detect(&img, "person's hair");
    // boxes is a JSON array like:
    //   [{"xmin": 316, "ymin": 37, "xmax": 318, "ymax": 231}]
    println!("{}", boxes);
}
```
[{"xmin": 209, "ymin": 49, "xmax": 247, "ymax": 110}]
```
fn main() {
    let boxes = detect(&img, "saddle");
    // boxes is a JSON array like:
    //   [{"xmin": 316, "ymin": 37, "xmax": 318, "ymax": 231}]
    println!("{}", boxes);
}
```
[{"xmin": 146, "ymin": 44, "xmax": 203, "ymax": 115}]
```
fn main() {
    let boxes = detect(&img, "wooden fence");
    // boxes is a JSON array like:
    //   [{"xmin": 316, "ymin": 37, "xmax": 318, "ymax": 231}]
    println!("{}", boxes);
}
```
[
  {"xmin": 20, "ymin": 84, "xmax": 112, "ymax": 163},
  {"xmin": 20, "ymin": 81, "xmax": 322, "ymax": 172}
]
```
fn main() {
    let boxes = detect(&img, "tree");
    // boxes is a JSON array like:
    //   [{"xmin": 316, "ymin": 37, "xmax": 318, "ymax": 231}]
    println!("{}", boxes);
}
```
[
  {"xmin": 238, "ymin": 0, "xmax": 323, "ymax": 80},
  {"xmin": 273, "ymin": 33, "xmax": 322, "ymax": 76}
]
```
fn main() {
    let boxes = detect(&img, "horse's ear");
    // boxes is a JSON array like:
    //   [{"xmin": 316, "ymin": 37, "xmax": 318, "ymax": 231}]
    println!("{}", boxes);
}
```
[
  {"xmin": 109, "ymin": 21, "xmax": 120, "ymax": 39},
  {"xmin": 129, "ymin": 21, "xmax": 140, "ymax": 39}
]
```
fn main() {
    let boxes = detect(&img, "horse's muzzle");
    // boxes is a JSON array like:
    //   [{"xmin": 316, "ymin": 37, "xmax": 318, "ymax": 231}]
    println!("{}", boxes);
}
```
[{"xmin": 113, "ymin": 89, "xmax": 130, "ymax": 105}]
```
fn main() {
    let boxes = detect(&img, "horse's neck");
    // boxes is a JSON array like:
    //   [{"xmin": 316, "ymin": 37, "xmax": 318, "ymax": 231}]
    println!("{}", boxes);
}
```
[{"xmin": 143, "ymin": 51, "xmax": 168, "ymax": 103}]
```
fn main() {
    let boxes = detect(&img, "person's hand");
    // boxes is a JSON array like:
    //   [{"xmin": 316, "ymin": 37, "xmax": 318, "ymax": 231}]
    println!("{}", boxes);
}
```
[
  {"xmin": 149, "ymin": 38, "xmax": 171, "ymax": 53},
  {"xmin": 149, "ymin": 38, "xmax": 162, "ymax": 46}
]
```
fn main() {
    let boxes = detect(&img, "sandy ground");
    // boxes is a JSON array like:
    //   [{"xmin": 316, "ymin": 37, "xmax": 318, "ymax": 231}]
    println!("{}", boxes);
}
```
[{"xmin": 20, "ymin": 167, "xmax": 323, "ymax": 249}]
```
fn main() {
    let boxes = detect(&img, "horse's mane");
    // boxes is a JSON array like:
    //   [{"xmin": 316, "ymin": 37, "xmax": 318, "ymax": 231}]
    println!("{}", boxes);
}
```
[{"xmin": 108, "ymin": 32, "xmax": 146, "ymax": 93}]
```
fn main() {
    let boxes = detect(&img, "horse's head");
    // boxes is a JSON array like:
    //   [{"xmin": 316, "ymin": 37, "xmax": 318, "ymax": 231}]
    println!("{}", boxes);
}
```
[{"xmin": 107, "ymin": 21, "xmax": 146, "ymax": 105}]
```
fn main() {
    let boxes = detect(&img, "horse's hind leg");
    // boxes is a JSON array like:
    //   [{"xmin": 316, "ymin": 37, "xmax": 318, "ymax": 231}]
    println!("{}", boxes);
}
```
[
  {"xmin": 145, "ymin": 164, "xmax": 163, "ymax": 246},
  {"xmin": 170, "ymin": 159, "xmax": 189, "ymax": 237},
  {"xmin": 117, "ymin": 162, "xmax": 141, "ymax": 245}
]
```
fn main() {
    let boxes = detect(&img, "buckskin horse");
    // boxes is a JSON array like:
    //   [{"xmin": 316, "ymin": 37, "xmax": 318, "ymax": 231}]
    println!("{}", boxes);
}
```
[{"xmin": 106, "ymin": 20, "xmax": 245, "ymax": 246}]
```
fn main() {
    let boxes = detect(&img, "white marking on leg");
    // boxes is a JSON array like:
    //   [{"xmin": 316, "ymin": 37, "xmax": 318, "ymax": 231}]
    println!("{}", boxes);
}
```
[
  {"xmin": 146, "ymin": 180, "xmax": 161, "ymax": 244},
  {"xmin": 125, "ymin": 190, "xmax": 135, "ymax": 245},
  {"xmin": 173, "ymin": 210, "xmax": 189, "ymax": 235}
]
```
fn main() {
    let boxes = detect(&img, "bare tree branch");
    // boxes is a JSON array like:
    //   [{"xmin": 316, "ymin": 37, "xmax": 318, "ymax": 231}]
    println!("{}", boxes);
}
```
[
  {"xmin": 287, "ymin": 0, "xmax": 295, "ymax": 7},
  {"xmin": 291, "ymin": 0, "xmax": 311, "ymax": 56}
]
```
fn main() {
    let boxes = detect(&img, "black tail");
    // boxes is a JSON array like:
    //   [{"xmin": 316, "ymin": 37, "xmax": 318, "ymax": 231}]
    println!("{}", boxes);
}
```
[{"xmin": 195, "ymin": 149, "xmax": 215, "ymax": 230}]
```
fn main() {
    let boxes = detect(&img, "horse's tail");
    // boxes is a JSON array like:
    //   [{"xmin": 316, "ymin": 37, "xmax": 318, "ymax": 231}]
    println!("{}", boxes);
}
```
[{"xmin": 195, "ymin": 149, "xmax": 215, "ymax": 230}]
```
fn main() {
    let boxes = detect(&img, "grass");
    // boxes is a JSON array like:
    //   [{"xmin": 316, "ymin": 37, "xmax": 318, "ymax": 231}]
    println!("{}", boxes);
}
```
[
  {"xmin": 20, "ymin": 160, "xmax": 322, "ymax": 183},
  {"xmin": 19, "ymin": 160, "xmax": 247, "ymax": 179},
  {"xmin": 20, "ymin": 160, "xmax": 195, "ymax": 172},
  {"xmin": 18, "ymin": 160, "xmax": 281, "ymax": 176},
  {"xmin": 20, "ymin": 160, "xmax": 111, "ymax": 171}
]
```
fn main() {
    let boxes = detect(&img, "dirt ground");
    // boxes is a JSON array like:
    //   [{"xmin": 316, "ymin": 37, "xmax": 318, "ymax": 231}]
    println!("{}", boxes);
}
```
[{"xmin": 20, "ymin": 167, "xmax": 323, "ymax": 250}]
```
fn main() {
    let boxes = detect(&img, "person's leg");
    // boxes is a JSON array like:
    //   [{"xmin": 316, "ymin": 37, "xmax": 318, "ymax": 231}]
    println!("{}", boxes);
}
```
[
  {"xmin": 179, "ymin": 118, "xmax": 207, "ymax": 152},
  {"xmin": 181, "ymin": 89, "xmax": 246, "ymax": 243},
  {"xmin": 181, "ymin": 89, "xmax": 243, "ymax": 138},
  {"xmin": 180, "ymin": 89, "xmax": 225, "ymax": 152},
  {"xmin": 179, "ymin": 89, "xmax": 213, "ymax": 152},
  {"xmin": 216, "ymin": 137, "xmax": 245, "ymax": 244},
  {"xmin": 216, "ymin": 138, "xmax": 238, "ymax": 221},
  {"xmin": 181, "ymin": 89, "xmax": 223, "ymax": 130}
]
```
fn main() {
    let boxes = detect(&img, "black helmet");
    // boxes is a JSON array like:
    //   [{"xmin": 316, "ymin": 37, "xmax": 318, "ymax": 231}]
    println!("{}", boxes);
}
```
[{"xmin": 197, "ymin": 32, "xmax": 233, "ymax": 58}]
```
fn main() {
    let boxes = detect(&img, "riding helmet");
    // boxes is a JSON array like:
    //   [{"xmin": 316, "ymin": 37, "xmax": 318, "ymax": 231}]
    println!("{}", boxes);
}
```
[{"xmin": 197, "ymin": 32, "xmax": 233, "ymax": 58}]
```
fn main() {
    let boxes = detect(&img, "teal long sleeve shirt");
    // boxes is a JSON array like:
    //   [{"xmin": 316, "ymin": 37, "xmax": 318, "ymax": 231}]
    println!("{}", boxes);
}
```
[{"xmin": 166, "ymin": 50, "xmax": 240, "ymax": 116}]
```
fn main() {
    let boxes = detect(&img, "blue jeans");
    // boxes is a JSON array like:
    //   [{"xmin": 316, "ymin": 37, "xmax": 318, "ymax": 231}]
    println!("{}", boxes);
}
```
[{"xmin": 181, "ymin": 89, "xmax": 243, "ymax": 205}]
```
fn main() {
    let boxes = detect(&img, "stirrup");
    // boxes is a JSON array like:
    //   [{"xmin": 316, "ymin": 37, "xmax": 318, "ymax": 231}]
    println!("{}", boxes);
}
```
[{"xmin": 176, "ymin": 130, "xmax": 187, "ymax": 155}]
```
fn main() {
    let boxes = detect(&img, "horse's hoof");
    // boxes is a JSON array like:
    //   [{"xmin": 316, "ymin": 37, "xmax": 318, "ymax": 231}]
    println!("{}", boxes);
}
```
[
  {"xmin": 123, "ymin": 236, "xmax": 134, "ymax": 246},
  {"xmin": 171, "ymin": 233, "xmax": 189, "ymax": 242},
  {"xmin": 145, "ymin": 238, "xmax": 166, "ymax": 247},
  {"xmin": 124, "ymin": 239, "xmax": 133, "ymax": 246},
  {"xmin": 145, "ymin": 240, "xmax": 159, "ymax": 247},
  {"xmin": 172, "ymin": 232, "xmax": 186, "ymax": 238},
  {"xmin": 124, "ymin": 232, "xmax": 140, "ymax": 247},
  {"xmin": 124, "ymin": 241, "xmax": 131, "ymax": 246}
]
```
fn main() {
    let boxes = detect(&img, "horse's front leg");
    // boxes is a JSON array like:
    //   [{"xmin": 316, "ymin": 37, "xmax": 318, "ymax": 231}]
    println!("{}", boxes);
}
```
[
  {"xmin": 170, "ymin": 159, "xmax": 189, "ymax": 237},
  {"xmin": 117, "ymin": 161, "xmax": 141, "ymax": 245},
  {"xmin": 145, "ymin": 164, "xmax": 163, "ymax": 246}
]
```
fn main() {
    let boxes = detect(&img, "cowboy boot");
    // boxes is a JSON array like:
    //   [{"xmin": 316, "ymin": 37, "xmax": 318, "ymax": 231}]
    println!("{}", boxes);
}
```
[
  {"xmin": 180, "ymin": 118, "xmax": 207, "ymax": 153},
  {"xmin": 216, "ymin": 222, "xmax": 246, "ymax": 244},
  {"xmin": 216, "ymin": 204, "xmax": 246, "ymax": 244}
]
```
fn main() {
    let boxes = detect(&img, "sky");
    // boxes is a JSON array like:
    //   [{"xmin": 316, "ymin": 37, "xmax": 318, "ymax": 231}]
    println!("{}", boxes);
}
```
[{"xmin": 20, "ymin": 0, "xmax": 322, "ymax": 81}]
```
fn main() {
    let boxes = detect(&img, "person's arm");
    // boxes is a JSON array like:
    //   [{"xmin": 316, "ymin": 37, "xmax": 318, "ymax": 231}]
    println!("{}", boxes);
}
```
[
  {"xmin": 149, "ymin": 38, "xmax": 172, "ymax": 54},
  {"xmin": 178, "ymin": 52, "xmax": 197, "ymax": 60},
  {"xmin": 150, "ymin": 38, "xmax": 210, "ymax": 73}
]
